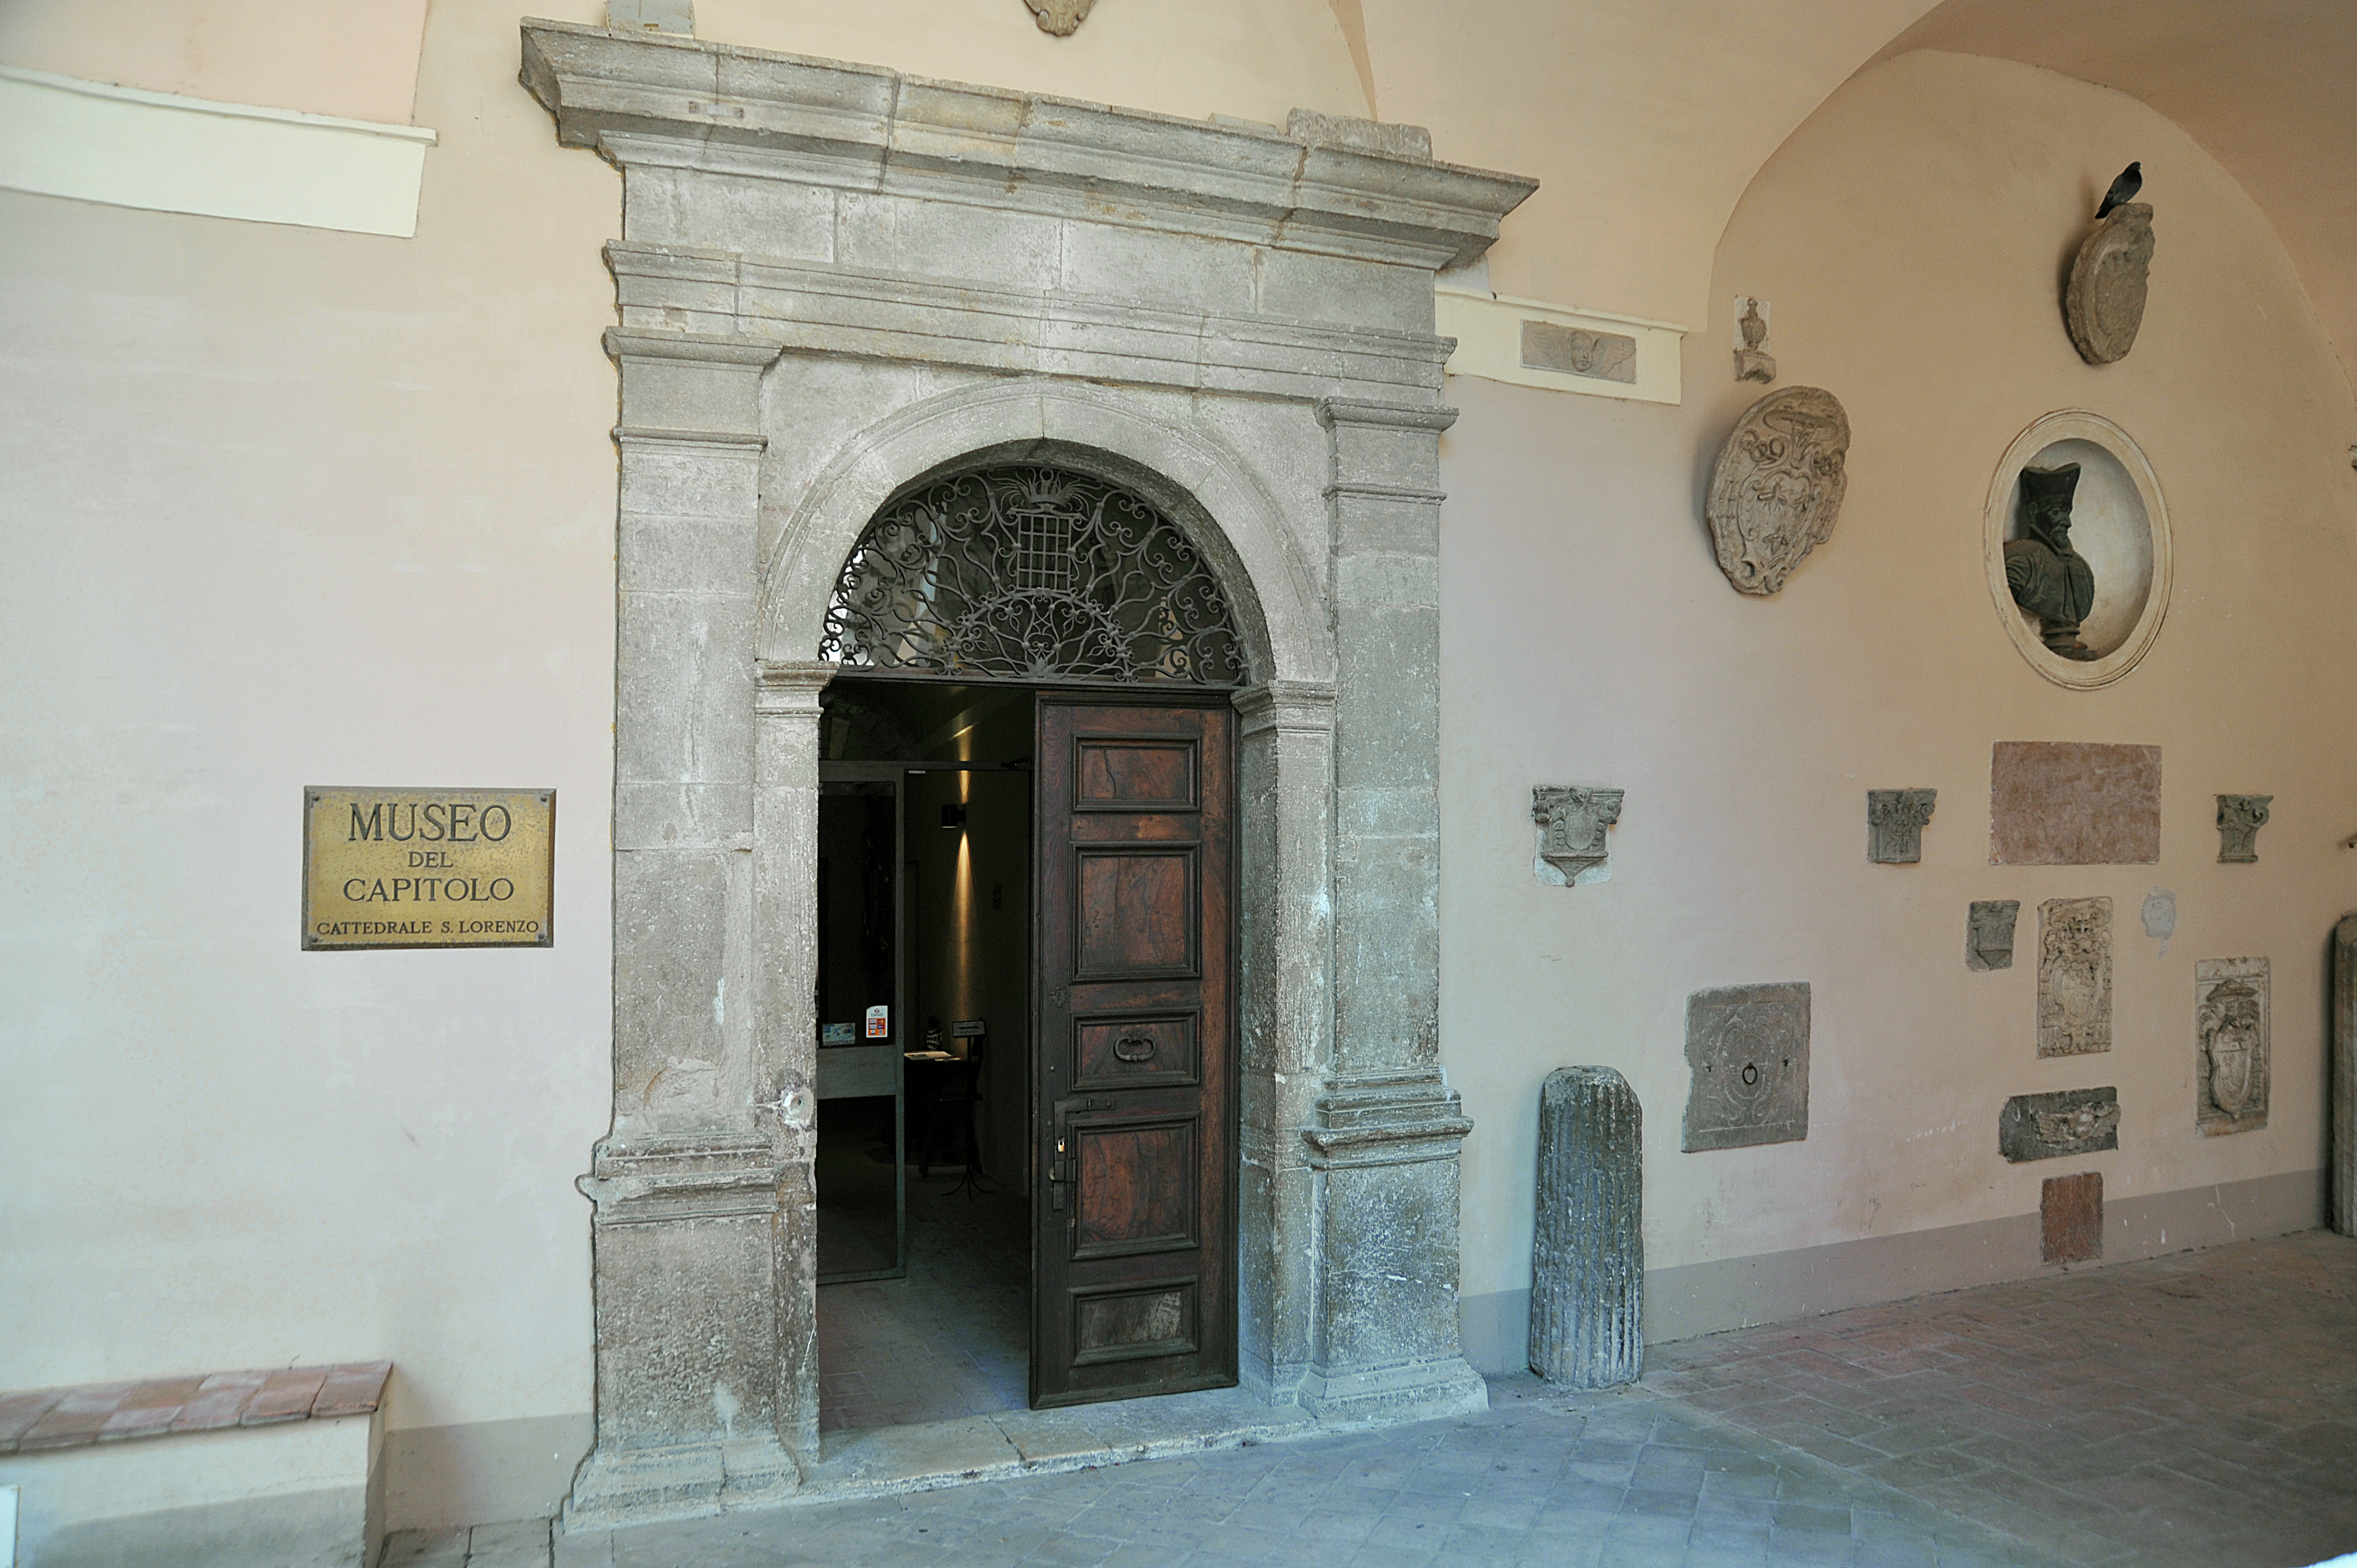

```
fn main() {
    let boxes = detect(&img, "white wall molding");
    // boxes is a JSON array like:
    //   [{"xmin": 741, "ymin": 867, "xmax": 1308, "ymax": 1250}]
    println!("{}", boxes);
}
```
[
  {"xmin": 1435, "ymin": 286, "xmax": 1684, "ymax": 405},
  {"xmin": 0, "ymin": 65, "xmax": 435, "ymax": 238}
]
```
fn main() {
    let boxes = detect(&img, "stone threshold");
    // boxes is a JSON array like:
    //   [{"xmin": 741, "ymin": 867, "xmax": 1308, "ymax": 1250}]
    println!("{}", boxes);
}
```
[{"xmin": 795, "ymin": 1387, "xmax": 1320, "ymax": 1505}]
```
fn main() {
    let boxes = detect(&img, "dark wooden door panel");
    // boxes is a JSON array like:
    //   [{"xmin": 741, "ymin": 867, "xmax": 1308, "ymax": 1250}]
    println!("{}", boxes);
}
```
[
  {"xmin": 1073, "ymin": 1115, "xmax": 1198, "ymax": 1257},
  {"xmin": 1035, "ymin": 695, "xmax": 1235, "ymax": 1407},
  {"xmin": 1070, "ymin": 1276, "xmax": 1200, "ymax": 1367},
  {"xmin": 1073, "ymin": 848, "xmax": 1198, "ymax": 978},
  {"xmin": 1071, "ymin": 1010, "xmax": 1201, "ymax": 1091},
  {"xmin": 1075, "ymin": 737, "xmax": 1199, "ymax": 810}
]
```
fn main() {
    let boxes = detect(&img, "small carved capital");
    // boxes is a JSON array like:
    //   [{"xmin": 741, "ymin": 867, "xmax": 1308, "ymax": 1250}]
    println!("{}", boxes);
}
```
[
  {"xmin": 1866, "ymin": 788, "xmax": 1937, "ymax": 864},
  {"xmin": 754, "ymin": 659, "xmax": 836, "ymax": 716},
  {"xmin": 1533, "ymin": 785, "xmax": 1624, "ymax": 884},
  {"xmin": 2216, "ymin": 794, "xmax": 2272, "ymax": 863}
]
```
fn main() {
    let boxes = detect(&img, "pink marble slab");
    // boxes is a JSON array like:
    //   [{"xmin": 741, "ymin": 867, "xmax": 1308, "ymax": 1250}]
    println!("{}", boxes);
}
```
[{"xmin": 1990, "ymin": 741, "xmax": 2161, "ymax": 864}]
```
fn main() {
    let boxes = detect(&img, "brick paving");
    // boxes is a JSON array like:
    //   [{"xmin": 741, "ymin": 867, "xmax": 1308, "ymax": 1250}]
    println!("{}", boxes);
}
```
[
  {"xmin": 1643, "ymin": 1229, "xmax": 2357, "ymax": 1567},
  {"xmin": 397, "ymin": 1380, "xmax": 2056, "ymax": 1567},
  {"xmin": 381, "ymin": 1229, "xmax": 2357, "ymax": 1568}
]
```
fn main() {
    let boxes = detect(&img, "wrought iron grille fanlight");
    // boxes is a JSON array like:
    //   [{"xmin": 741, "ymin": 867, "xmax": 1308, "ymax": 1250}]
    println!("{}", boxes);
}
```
[{"xmin": 820, "ymin": 466, "xmax": 1247, "ymax": 685}]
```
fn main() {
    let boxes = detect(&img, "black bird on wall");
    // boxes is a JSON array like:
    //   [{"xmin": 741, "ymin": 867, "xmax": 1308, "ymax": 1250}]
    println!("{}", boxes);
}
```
[{"xmin": 2095, "ymin": 161, "xmax": 2143, "ymax": 218}]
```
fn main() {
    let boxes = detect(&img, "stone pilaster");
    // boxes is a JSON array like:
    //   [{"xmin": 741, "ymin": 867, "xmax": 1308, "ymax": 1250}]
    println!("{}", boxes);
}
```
[
  {"xmin": 753, "ymin": 660, "xmax": 833, "ymax": 1458},
  {"xmin": 1233, "ymin": 680, "xmax": 1337, "ymax": 1402},
  {"xmin": 570, "ymin": 327, "xmax": 799, "ymax": 1528},
  {"xmin": 1298, "ymin": 399, "xmax": 1484, "ymax": 1422}
]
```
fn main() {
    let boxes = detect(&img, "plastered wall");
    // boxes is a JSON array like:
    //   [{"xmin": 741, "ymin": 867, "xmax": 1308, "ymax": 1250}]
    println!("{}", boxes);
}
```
[{"xmin": 1439, "ymin": 50, "xmax": 2357, "ymax": 1357}]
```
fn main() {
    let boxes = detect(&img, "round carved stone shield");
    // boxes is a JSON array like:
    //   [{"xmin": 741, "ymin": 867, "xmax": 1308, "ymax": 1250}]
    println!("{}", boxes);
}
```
[
  {"xmin": 2065, "ymin": 203, "xmax": 2154, "ymax": 365},
  {"xmin": 1704, "ymin": 385, "xmax": 1851, "ymax": 596}
]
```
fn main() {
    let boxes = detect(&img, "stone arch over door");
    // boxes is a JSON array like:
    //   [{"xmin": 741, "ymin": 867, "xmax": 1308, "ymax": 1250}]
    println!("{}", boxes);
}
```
[
  {"xmin": 526, "ymin": 16, "xmax": 1533, "ymax": 1529},
  {"xmin": 754, "ymin": 382, "xmax": 1334, "ymax": 688}
]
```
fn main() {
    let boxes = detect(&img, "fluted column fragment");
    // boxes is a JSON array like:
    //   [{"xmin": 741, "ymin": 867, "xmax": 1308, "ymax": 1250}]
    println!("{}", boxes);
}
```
[{"xmin": 1529, "ymin": 1066, "xmax": 1643, "ymax": 1388}]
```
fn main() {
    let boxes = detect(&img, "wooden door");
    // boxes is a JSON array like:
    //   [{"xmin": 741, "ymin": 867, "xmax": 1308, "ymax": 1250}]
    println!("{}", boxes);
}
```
[{"xmin": 1033, "ymin": 693, "xmax": 1236, "ymax": 1406}]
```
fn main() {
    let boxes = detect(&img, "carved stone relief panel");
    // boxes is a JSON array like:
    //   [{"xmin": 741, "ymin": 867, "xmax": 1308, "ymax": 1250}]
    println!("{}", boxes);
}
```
[
  {"xmin": 1681, "ymin": 983, "xmax": 1809, "ymax": 1152},
  {"xmin": 1533, "ymin": 786, "xmax": 1623, "ymax": 887},
  {"xmin": 2064, "ymin": 202, "xmax": 2155, "ymax": 365},
  {"xmin": 1023, "ymin": 0, "xmax": 1096, "ymax": 35},
  {"xmin": 2000, "ymin": 1087, "xmax": 2120, "ymax": 1162},
  {"xmin": 2036, "ymin": 898, "xmax": 2112, "ymax": 1058},
  {"xmin": 1704, "ymin": 386, "xmax": 1849, "ymax": 596},
  {"xmin": 2195, "ymin": 957, "xmax": 2269, "ymax": 1136},
  {"xmin": 1521, "ymin": 321, "xmax": 1636, "ymax": 384},
  {"xmin": 1867, "ymin": 790, "xmax": 1936, "ymax": 864},
  {"xmin": 2216, "ymin": 795, "xmax": 2272, "ymax": 863},
  {"xmin": 1967, "ymin": 900, "xmax": 2019, "ymax": 971}
]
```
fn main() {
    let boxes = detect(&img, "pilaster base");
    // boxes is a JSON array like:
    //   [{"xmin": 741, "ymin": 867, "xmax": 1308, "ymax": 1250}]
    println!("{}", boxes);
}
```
[
  {"xmin": 563, "ymin": 1435, "xmax": 800, "ymax": 1532},
  {"xmin": 1296, "ymin": 1354, "xmax": 1490, "ymax": 1426}
]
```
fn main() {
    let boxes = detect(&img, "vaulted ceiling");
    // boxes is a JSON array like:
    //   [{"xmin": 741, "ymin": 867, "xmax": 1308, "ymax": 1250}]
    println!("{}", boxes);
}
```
[{"xmin": 1352, "ymin": 0, "xmax": 2354, "ymax": 390}]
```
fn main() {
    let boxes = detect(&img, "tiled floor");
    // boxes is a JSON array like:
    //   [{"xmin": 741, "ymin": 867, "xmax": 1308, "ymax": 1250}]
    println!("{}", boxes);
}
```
[
  {"xmin": 382, "ymin": 1229, "xmax": 2357, "ymax": 1568},
  {"xmin": 544, "ymin": 1378, "xmax": 2056, "ymax": 1568},
  {"xmin": 817, "ymin": 1168, "xmax": 1031, "ymax": 1432},
  {"xmin": 1643, "ymin": 1228, "xmax": 2357, "ymax": 1568}
]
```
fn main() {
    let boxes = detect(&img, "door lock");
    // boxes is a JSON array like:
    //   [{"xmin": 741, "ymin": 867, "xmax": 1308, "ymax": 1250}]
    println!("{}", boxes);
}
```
[{"xmin": 1047, "ymin": 1095, "xmax": 1113, "ymax": 1213}]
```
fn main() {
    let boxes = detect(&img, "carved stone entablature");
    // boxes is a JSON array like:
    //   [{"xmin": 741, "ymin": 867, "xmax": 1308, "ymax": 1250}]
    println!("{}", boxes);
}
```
[
  {"xmin": 1867, "ymin": 789, "xmax": 1936, "ymax": 864},
  {"xmin": 2065, "ymin": 203, "xmax": 2155, "ymax": 365},
  {"xmin": 2000, "ymin": 1087, "xmax": 2120, "ymax": 1162},
  {"xmin": 1682, "ymin": 983, "xmax": 1809, "ymax": 1152},
  {"xmin": 2217, "ymin": 795, "xmax": 2272, "ymax": 863},
  {"xmin": 2196, "ymin": 957, "xmax": 2269, "ymax": 1136},
  {"xmin": 1967, "ymin": 900, "xmax": 2020, "ymax": 971},
  {"xmin": 520, "ymin": 23, "xmax": 1535, "ymax": 274},
  {"xmin": 1704, "ymin": 386, "xmax": 1850, "ymax": 596},
  {"xmin": 1533, "ymin": 786, "xmax": 1624, "ymax": 886},
  {"xmin": 2037, "ymin": 897, "xmax": 2112, "ymax": 1058}
]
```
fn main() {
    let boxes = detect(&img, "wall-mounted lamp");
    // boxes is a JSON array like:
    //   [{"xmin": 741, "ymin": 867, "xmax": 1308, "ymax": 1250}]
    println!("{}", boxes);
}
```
[{"xmin": 940, "ymin": 803, "xmax": 967, "ymax": 830}]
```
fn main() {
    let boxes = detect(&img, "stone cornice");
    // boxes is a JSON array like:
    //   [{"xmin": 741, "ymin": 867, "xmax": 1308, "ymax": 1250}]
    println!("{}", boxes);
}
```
[
  {"xmin": 753, "ymin": 659, "xmax": 836, "ymax": 715},
  {"xmin": 603, "ymin": 324, "xmax": 783, "ymax": 368},
  {"xmin": 1233, "ymin": 680, "xmax": 1340, "ymax": 739},
  {"xmin": 521, "ymin": 20, "xmax": 1535, "ymax": 272},
  {"xmin": 1315, "ymin": 398, "xmax": 1460, "ymax": 432}
]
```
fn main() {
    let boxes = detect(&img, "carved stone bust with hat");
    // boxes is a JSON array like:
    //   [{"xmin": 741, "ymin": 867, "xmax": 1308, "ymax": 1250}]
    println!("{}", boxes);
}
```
[{"xmin": 2004, "ymin": 463, "xmax": 2097, "ymax": 660}]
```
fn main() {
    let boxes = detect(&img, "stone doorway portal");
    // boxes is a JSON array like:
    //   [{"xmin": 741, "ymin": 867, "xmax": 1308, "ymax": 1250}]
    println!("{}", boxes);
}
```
[
  {"xmin": 524, "ymin": 17, "xmax": 1533, "ymax": 1528},
  {"xmin": 814, "ymin": 457, "xmax": 1249, "ymax": 1416}
]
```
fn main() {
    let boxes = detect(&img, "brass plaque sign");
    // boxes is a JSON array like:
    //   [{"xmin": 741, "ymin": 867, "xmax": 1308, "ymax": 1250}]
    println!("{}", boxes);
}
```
[{"xmin": 303, "ymin": 788, "xmax": 554, "ymax": 950}]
